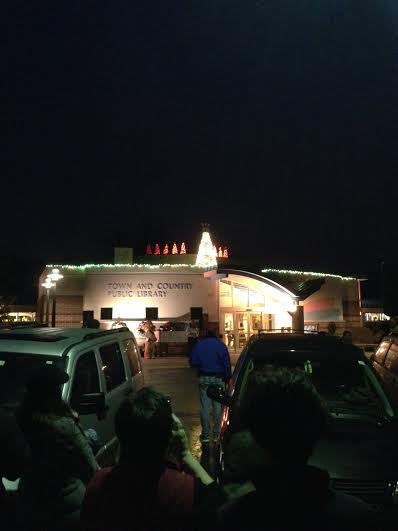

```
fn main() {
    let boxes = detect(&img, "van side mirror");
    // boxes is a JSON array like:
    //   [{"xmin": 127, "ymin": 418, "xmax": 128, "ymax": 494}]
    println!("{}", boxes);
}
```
[
  {"xmin": 75, "ymin": 392, "xmax": 106, "ymax": 415},
  {"xmin": 207, "ymin": 384, "xmax": 232, "ymax": 406}
]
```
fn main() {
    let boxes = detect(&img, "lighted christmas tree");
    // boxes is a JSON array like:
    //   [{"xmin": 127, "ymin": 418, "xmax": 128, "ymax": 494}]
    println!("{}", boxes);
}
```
[
  {"xmin": 163, "ymin": 243, "xmax": 169, "ymax": 255},
  {"xmin": 195, "ymin": 223, "xmax": 218, "ymax": 268},
  {"xmin": 146, "ymin": 244, "xmax": 152, "ymax": 255},
  {"xmin": 154, "ymin": 243, "xmax": 161, "ymax": 255},
  {"xmin": 180, "ymin": 242, "xmax": 186, "ymax": 254},
  {"xmin": 172, "ymin": 242, "xmax": 178, "ymax": 254},
  {"xmin": 223, "ymin": 247, "xmax": 229, "ymax": 258},
  {"xmin": 218, "ymin": 246, "xmax": 223, "ymax": 257}
]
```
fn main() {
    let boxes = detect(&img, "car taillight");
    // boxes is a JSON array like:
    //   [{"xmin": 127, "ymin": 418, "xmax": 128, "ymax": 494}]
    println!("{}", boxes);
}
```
[{"xmin": 220, "ymin": 405, "xmax": 230, "ymax": 436}]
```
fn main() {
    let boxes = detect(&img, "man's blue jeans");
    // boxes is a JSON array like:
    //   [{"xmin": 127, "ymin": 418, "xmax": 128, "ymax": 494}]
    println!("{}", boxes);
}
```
[{"xmin": 198, "ymin": 375, "xmax": 224, "ymax": 442}]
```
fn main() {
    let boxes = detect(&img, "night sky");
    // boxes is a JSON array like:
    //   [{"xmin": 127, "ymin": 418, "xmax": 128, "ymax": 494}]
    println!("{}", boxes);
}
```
[{"xmin": 6, "ymin": 2, "xmax": 398, "ymax": 300}]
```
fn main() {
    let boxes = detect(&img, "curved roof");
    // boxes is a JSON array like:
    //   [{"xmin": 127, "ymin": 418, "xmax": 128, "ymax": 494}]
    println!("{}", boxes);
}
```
[{"xmin": 211, "ymin": 268, "xmax": 300, "ymax": 300}]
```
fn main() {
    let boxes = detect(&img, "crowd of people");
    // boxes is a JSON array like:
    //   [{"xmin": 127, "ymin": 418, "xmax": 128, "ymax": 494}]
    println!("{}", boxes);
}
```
[{"xmin": 1, "ymin": 330, "xmax": 379, "ymax": 531}]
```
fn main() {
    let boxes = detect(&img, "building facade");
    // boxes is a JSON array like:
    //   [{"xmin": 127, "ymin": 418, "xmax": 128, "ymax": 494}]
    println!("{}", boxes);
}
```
[{"xmin": 38, "ymin": 259, "xmax": 360, "ymax": 353}]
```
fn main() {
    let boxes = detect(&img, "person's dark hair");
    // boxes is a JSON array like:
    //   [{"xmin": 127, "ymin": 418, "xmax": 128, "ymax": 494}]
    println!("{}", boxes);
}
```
[
  {"xmin": 18, "ymin": 365, "xmax": 72, "ymax": 427},
  {"xmin": 242, "ymin": 368, "xmax": 328, "ymax": 464},
  {"xmin": 115, "ymin": 387, "xmax": 173, "ymax": 470},
  {"xmin": 341, "ymin": 330, "xmax": 352, "ymax": 343},
  {"xmin": 85, "ymin": 318, "xmax": 100, "ymax": 329},
  {"xmin": 205, "ymin": 329, "xmax": 216, "ymax": 338}
]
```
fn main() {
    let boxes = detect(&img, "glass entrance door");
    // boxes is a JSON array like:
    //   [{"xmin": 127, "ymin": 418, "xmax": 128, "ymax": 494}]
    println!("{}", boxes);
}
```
[
  {"xmin": 222, "ymin": 312, "xmax": 235, "ymax": 349},
  {"xmin": 250, "ymin": 312, "xmax": 262, "ymax": 334},
  {"xmin": 221, "ymin": 311, "xmax": 266, "ymax": 351},
  {"xmin": 236, "ymin": 312, "xmax": 249, "ymax": 348}
]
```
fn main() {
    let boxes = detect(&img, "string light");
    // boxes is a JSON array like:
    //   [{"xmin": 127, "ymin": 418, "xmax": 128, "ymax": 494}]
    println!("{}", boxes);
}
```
[
  {"xmin": 195, "ymin": 228, "xmax": 218, "ymax": 268},
  {"xmin": 261, "ymin": 268, "xmax": 356, "ymax": 281},
  {"xmin": 46, "ymin": 263, "xmax": 205, "ymax": 270}
]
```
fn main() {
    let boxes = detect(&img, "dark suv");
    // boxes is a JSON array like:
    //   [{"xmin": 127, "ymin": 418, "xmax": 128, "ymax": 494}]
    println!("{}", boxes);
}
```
[
  {"xmin": 371, "ymin": 335, "xmax": 398, "ymax": 407},
  {"xmin": 209, "ymin": 333, "xmax": 398, "ymax": 529}
]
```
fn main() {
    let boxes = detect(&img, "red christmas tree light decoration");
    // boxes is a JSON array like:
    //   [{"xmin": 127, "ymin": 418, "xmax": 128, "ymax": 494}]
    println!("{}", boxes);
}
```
[
  {"xmin": 163, "ymin": 243, "xmax": 169, "ymax": 255},
  {"xmin": 180, "ymin": 242, "xmax": 186, "ymax": 254},
  {"xmin": 172, "ymin": 242, "xmax": 178, "ymax": 254},
  {"xmin": 146, "ymin": 243, "xmax": 152, "ymax": 255},
  {"xmin": 218, "ymin": 246, "xmax": 223, "ymax": 257},
  {"xmin": 154, "ymin": 243, "xmax": 161, "ymax": 255},
  {"xmin": 223, "ymin": 247, "xmax": 229, "ymax": 258}
]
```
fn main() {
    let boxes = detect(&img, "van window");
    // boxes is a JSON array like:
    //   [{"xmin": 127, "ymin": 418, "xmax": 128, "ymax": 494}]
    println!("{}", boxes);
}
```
[
  {"xmin": 122, "ymin": 338, "xmax": 141, "ymax": 376},
  {"xmin": 0, "ymin": 352, "xmax": 66, "ymax": 409},
  {"xmin": 373, "ymin": 341, "xmax": 390, "ymax": 366},
  {"xmin": 384, "ymin": 343, "xmax": 398, "ymax": 375},
  {"xmin": 99, "ymin": 342, "xmax": 126, "ymax": 391},
  {"xmin": 70, "ymin": 351, "xmax": 100, "ymax": 409}
]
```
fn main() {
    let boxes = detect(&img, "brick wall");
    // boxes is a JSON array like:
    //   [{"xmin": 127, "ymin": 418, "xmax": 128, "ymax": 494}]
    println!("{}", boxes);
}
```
[{"xmin": 55, "ymin": 295, "xmax": 83, "ymax": 328}]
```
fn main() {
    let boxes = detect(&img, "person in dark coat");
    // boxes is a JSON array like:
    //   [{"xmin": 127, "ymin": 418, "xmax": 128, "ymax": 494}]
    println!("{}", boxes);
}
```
[
  {"xmin": 204, "ymin": 368, "xmax": 379, "ymax": 531},
  {"xmin": 17, "ymin": 365, "xmax": 99, "ymax": 531},
  {"xmin": 0, "ymin": 408, "xmax": 30, "ymax": 494},
  {"xmin": 189, "ymin": 330, "xmax": 232, "ymax": 445},
  {"xmin": 0, "ymin": 408, "xmax": 30, "ymax": 530},
  {"xmin": 81, "ymin": 386, "xmax": 215, "ymax": 531}
]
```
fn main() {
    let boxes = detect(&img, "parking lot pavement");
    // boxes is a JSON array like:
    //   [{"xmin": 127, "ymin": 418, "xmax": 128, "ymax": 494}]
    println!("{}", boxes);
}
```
[{"xmin": 142, "ymin": 354, "xmax": 238, "ymax": 467}]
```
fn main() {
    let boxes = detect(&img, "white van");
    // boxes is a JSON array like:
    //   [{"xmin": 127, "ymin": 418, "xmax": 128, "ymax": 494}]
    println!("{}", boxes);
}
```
[{"xmin": 0, "ymin": 326, "xmax": 144, "ymax": 481}]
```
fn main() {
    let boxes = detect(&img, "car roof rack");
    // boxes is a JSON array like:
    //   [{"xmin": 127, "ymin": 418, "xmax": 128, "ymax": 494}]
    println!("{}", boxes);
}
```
[
  {"xmin": 0, "ymin": 332, "xmax": 65, "ymax": 342},
  {"xmin": 82, "ymin": 326, "xmax": 131, "ymax": 342},
  {"xmin": 0, "ymin": 322, "xmax": 48, "ymax": 330}
]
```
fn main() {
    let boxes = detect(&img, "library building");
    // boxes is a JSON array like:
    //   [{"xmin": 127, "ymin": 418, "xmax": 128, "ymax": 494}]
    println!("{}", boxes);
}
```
[{"xmin": 38, "ymin": 227, "xmax": 361, "ymax": 353}]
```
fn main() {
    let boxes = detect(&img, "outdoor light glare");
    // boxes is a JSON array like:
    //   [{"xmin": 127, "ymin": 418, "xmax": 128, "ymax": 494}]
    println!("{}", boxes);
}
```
[
  {"xmin": 41, "ymin": 279, "xmax": 55, "ymax": 289},
  {"xmin": 41, "ymin": 268, "xmax": 64, "ymax": 327},
  {"xmin": 48, "ymin": 268, "xmax": 64, "ymax": 282}
]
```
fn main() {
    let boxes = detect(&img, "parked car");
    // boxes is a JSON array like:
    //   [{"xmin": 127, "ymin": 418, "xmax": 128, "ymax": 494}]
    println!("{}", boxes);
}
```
[
  {"xmin": 0, "ymin": 326, "xmax": 144, "ymax": 477},
  {"xmin": 208, "ymin": 333, "xmax": 398, "ymax": 529},
  {"xmin": 371, "ymin": 335, "xmax": 398, "ymax": 407}
]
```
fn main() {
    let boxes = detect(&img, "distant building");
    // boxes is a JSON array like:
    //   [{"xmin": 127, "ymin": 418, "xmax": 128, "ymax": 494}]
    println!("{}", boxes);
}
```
[{"xmin": 1, "ymin": 304, "xmax": 36, "ymax": 323}]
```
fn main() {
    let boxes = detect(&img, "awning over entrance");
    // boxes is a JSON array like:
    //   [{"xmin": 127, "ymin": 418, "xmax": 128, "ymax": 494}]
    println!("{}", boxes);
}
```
[
  {"xmin": 204, "ymin": 267, "xmax": 301, "ymax": 352},
  {"xmin": 204, "ymin": 267, "xmax": 300, "ymax": 302}
]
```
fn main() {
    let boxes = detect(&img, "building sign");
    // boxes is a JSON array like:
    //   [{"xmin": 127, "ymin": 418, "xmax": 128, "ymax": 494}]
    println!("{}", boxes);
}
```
[
  {"xmin": 83, "ymin": 272, "xmax": 218, "ymax": 321},
  {"xmin": 106, "ymin": 281, "xmax": 193, "ymax": 298}
]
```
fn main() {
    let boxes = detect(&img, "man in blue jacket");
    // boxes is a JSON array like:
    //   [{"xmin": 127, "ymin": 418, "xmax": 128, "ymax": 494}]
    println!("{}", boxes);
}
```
[{"xmin": 189, "ymin": 330, "xmax": 232, "ymax": 445}]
